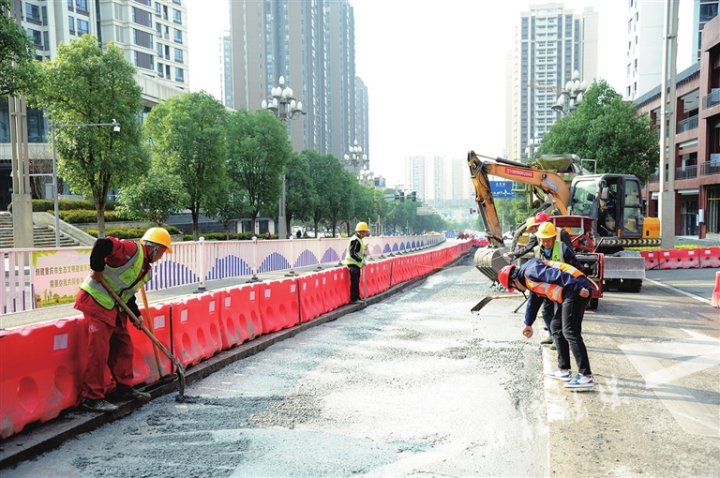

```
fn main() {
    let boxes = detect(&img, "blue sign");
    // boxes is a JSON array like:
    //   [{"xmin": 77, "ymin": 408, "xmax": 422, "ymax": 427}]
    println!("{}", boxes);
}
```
[{"xmin": 489, "ymin": 180, "xmax": 519, "ymax": 199}]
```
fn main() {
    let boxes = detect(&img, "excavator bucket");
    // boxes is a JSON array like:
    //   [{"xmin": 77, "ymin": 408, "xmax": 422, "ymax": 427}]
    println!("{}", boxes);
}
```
[{"xmin": 473, "ymin": 247, "xmax": 511, "ymax": 284}]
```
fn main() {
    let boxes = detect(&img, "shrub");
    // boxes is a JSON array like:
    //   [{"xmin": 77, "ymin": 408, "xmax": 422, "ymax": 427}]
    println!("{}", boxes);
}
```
[
  {"xmin": 31, "ymin": 199, "xmax": 117, "ymax": 212},
  {"xmin": 86, "ymin": 225, "xmax": 180, "ymax": 239}
]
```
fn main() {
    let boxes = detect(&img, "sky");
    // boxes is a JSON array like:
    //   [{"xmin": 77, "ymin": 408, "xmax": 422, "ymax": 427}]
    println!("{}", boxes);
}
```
[{"xmin": 186, "ymin": 0, "xmax": 631, "ymax": 187}]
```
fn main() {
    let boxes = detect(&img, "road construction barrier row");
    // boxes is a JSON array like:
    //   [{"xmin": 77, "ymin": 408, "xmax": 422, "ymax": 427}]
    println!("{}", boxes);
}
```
[
  {"xmin": 0, "ymin": 242, "xmax": 469, "ymax": 440},
  {"xmin": 639, "ymin": 247, "xmax": 720, "ymax": 270}
]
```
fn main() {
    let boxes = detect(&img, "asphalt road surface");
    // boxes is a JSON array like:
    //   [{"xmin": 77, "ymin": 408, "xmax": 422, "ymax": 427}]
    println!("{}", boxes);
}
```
[{"xmin": 4, "ymin": 256, "xmax": 549, "ymax": 478}]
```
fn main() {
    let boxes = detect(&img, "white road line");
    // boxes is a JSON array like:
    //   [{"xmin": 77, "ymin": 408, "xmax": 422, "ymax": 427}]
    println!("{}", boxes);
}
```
[{"xmin": 644, "ymin": 277, "xmax": 711, "ymax": 305}]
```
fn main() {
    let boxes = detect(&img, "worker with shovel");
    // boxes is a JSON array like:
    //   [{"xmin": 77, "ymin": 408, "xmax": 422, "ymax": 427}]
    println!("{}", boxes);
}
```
[
  {"xmin": 498, "ymin": 258, "xmax": 595, "ymax": 389},
  {"xmin": 345, "ymin": 222, "xmax": 369, "ymax": 304},
  {"xmin": 74, "ymin": 227, "xmax": 173, "ymax": 411}
]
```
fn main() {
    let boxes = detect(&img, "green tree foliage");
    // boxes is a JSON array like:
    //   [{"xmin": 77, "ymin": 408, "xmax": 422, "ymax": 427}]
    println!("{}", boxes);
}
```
[
  {"xmin": 32, "ymin": 35, "xmax": 148, "ymax": 237},
  {"xmin": 0, "ymin": 0, "xmax": 37, "ymax": 97},
  {"xmin": 305, "ymin": 151, "xmax": 345, "ymax": 236},
  {"xmin": 145, "ymin": 91, "xmax": 229, "ymax": 240},
  {"xmin": 115, "ymin": 168, "xmax": 189, "ymax": 226},
  {"xmin": 538, "ymin": 80, "xmax": 660, "ymax": 183},
  {"xmin": 204, "ymin": 184, "xmax": 248, "ymax": 239},
  {"xmin": 226, "ymin": 109, "xmax": 292, "ymax": 235},
  {"xmin": 285, "ymin": 151, "xmax": 317, "ymax": 235},
  {"xmin": 326, "ymin": 169, "xmax": 356, "ymax": 237},
  {"xmin": 349, "ymin": 185, "xmax": 376, "ymax": 234}
]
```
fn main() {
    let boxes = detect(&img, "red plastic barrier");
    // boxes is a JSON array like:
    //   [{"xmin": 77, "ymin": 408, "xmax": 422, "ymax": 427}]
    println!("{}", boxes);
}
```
[
  {"xmin": 126, "ymin": 302, "xmax": 173, "ymax": 386},
  {"xmin": 391, "ymin": 257, "xmax": 408, "ymax": 286},
  {"xmin": 712, "ymin": 271, "xmax": 720, "ymax": 308},
  {"xmin": 682, "ymin": 249, "xmax": 700, "ymax": 269},
  {"xmin": 172, "ymin": 293, "xmax": 224, "ymax": 368},
  {"xmin": 219, "ymin": 283, "xmax": 263, "ymax": 349},
  {"xmin": 0, "ymin": 319, "xmax": 82, "ymax": 439},
  {"xmin": 659, "ymin": 249, "xmax": 684, "ymax": 270},
  {"xmin": 639, "ymin": 250, "xmax": 659, "ymax": 270},
  {"xmin": 375, "ymin": 260, "xmax": 393, "ymax": 294},
  {"xmin": 300, "ymin": 273, "xmax": 327, "ymax": 322},
  {"xmin": 322, "ymin": 268, "xmax": 350, "ymax": 310},
  {"xmin": 699, "ymin": 247, "xmax": 720, "ymax": 268},
  {"xmin": 260, "ymin": 279, "xmax": 300, "ymax": 333}
]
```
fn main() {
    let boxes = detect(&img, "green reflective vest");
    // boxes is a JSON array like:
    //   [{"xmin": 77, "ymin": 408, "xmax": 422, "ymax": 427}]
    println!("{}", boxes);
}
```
[
  {"xmin": 535, "ymin": 240, "xmax": 564, "ymax": 263},
  {"xmin": 344, "ymin": 235, "xmax": 365, "ymax": 267},
  {"xmin": 80, "ymin": 244, "xmax": 151, "ymax": 310}
]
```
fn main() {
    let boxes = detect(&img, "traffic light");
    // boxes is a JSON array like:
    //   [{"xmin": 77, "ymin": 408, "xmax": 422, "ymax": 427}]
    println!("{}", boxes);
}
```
[
  {"xmin": 395, "ymin": 191, "xmax": 405, "ymax": 202},
  {"xmin": 410, "ymin": 191, "xmax": 417, "ymax": 202},
  {"xmin": 469, "ymin": 208, "xmax": 474, "ymax": 214}
]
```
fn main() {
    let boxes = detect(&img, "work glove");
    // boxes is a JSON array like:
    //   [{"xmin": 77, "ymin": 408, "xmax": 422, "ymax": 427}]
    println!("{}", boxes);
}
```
[{"xmin": 125, "ymin": 296, "xmax": 144, "ymax": 329}]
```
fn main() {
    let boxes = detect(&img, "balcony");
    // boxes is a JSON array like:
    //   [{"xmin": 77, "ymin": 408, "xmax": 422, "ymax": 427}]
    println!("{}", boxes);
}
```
[
  {"xmin": 676, "ymin": 165, "xmax": 697, "ymax": 180},
  {"xmin": 702, "ymin": 89, "xmax": 720, "ymax": 109},
  {"xmin": 676, "ymin": 114, "xmax": 698, "ymax": 134},
  {"xmin": 701, "ymin": 162, "xmax": 720, "ymax": 176}
]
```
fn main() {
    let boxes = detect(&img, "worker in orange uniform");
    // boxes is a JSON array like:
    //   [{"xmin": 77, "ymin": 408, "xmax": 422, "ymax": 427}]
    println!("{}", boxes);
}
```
[
  {"xmin": 498, "ymin": 258, "xmax": 595, "ymax": 389},
  {"xmin": 344, "ymin": 222, "xmax": 369, "ymax": 304},
  {"xmin": 75, "ymin": 227, "xmax": 173, "ymax": 411}
]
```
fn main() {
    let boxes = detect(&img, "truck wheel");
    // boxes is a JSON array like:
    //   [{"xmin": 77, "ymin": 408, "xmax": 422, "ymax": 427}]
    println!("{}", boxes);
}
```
[
  {"xmin": 619, "ymin": 279, "xmax": 643, "ymax": 293},
  {"xmin": 587, "ymin": 297, "xmax": 599, "ymax": 310}
]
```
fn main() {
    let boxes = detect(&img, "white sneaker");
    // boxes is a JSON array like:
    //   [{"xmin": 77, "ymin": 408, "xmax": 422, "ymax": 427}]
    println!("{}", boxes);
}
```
[
  {"xmin": 545, "ymin": 368, "xmax": 572, "ymax": 381},
  {"xmin": 564, "ymin": 374, "xmax": 595, "ymax": 389}
]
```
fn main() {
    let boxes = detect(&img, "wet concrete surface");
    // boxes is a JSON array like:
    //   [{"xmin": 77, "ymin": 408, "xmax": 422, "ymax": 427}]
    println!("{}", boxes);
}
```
[{"xmin": 3, "ymin": 255, "xmax": 549, "ymax": 477}]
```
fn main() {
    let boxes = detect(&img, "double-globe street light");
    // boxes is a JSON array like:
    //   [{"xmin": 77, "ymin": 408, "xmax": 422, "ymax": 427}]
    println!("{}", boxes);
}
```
[
  {"xmin": 43, "ymin": 119, "xmax": 120, "ymax": 247},
  {"xmin": 552, "ymin": 69, "xmax": 587, "ymax": 117},
  {"xmin": 261, "ymin": 76, "xmax": 306, "ymax": 239},
  {"xmin": 343, "ymin": 139, "xmax": 367, "ymax": 177}
]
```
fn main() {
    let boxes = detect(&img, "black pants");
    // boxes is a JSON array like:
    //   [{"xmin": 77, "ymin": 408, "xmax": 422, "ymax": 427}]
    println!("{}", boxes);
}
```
[
  {"xmin": 550, "ymin": 294, "xmax": 592, "ymax": 375},
  {"xmin": 348, "ymin": 265, "xmax": 361, "ymax": 301}
]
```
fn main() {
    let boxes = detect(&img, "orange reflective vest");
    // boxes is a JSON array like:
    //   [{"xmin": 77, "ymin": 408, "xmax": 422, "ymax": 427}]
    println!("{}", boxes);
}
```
[{"xmin": 524, "ymin": 260, "xmax": 585, "ymax": 304}]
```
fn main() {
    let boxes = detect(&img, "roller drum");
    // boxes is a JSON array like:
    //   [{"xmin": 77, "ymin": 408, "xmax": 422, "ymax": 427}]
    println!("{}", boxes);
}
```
[{"xmin": 474, "ymin": 247, "xmax": 510, "ymax": 284}]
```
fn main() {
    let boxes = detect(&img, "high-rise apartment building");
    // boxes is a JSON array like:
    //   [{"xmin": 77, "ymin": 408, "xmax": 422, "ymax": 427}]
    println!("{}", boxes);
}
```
[
  {"xmin": 509, "ymin": 3, "xmax": 598, "ymax": 161},
  {"xmin": 404, "ymin": 155, "xmax": 426, "ymax": 201},
  {"xmin": 229, "ymin": 0, "xmax": 367, "ymax": 170},
  {"xmin": 355, "ymin": 77, "xmax": 369, "ymax": 161},
  {"xmin": 0, "ymin": 0, "xmax": 188, "ymax": 210},
  {"xmin": 625, "ymin": 0, "xmax": 718, "ymax": 101},
  {"xmin": 219, "ymin": 31, "xmax": 233, "ymax": 109}
]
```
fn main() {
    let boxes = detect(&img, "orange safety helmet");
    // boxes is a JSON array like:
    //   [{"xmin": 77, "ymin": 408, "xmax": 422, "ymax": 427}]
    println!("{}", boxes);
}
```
[
  {"xmin": 535, "ymin": 211, "xmax": 550, "ymax": 224},
  {"xmin": 498, "ymin": 264, "xmax": 517, "ymax": 293}
]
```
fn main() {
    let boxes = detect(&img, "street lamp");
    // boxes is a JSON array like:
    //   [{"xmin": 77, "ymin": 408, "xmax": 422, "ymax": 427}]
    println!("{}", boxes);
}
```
[
  {"xmin": 261, "ymin": 76, "xmax": 306, "ymax": 239},
  {"xmin": 552, "ymin": 69, "xmax": 587, "ymax": 117},
  {"xmin": 524, "ymin": 133, "xmax": 542, "ymax": 160},
  {"xmin": 358, "ymin": 166, "xmax": 374, "ymax": 186},
  {"xmin": 343, "ymin": 139, "xmax": 367, "ymax": 177},
  {"xmin": 48, "ymin": 119, "xmax": 120, "ymax": 247}
]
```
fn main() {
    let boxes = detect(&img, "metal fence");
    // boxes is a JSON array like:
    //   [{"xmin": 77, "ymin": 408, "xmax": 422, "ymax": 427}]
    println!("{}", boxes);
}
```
[{"xmin": 1, "ymin": 234, "xmax": 446, "ymax": 316}]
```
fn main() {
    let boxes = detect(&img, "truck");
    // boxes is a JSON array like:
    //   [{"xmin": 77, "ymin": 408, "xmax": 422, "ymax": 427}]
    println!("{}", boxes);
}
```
[{"xmin": 467, "ymin": 150, "xmax": 660, "ymax": 301}]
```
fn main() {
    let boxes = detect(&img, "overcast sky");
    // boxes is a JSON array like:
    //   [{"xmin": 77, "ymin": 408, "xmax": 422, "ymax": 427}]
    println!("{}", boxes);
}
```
[{"xmin": 187, "ymin": 0, "xmax": 632, "ymax": 187}]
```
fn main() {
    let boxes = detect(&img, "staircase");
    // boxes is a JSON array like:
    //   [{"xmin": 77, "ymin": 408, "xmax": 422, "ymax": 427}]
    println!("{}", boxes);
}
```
[{"xmin": 0, "ymin": 213, "xmax": 80, "ymax": 249}]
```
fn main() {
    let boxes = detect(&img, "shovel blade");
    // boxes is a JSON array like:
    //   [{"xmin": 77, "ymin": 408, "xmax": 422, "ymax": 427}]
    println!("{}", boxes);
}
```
[{"xmin": 470, "ymin": 296, "xmax": 494, "ymax": 313}]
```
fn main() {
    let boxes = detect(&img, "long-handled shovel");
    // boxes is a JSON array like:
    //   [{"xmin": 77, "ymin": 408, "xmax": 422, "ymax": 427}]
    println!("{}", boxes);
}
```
[
  {"xmin": 139, "ymin": 285, "xmax": 164, "ymax": 377},
  {"xmin": 99, "ymin": 277, "xmax": 186, "ymax": 397},
  {"xmin": 470, "ymin": 293, "xmax": 526, "ymax": 313}
]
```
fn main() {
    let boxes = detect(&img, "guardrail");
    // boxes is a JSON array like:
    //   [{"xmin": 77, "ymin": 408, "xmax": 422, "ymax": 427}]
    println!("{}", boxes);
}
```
[{"xmin": 1, "ymin": 234, "xmax": 446, "ymax": 316}]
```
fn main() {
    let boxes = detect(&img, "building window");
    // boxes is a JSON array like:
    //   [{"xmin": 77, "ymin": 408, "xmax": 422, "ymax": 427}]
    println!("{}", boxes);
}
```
[
  {"xmin": 173, "ymin": 0, "xmax": 181, "ymax": 4},
  {"xmin": 27, "ymin": 28, "xmax": 42, "ymax": 48},
  {"xmin": 133, "ymin": 29, "xmax": 153, "ymax": 49},
  {"xmin": 68, "ymin": 0, "xmax": 73, "ymax": 8},
  {"xmin": 68, "ymin": 16, "xmax": 76, "ymax": 34},
  {"xmin": 175, "ymin": 67, "xmax": 184, "ymax": 82},
  {"xmin": 174, "ymin": 48, "xmax": 183, "ymax": 63},
  {"xmin": 76, "ymin": 0, "xmax": 88, "ymax": 13},
  {"xmin": 132, "ymin": 7, "xmax": 153, "ymax": 27},
  {"xmin": 134, "ymin": 50, "xmax": 154, "ymax": 70},
  {"xmin": 156, "ymin": 41, "xmax": 162, "ymax": 56},
  {"xmin": 173, "ymin": 28, "xmax": 182, "ymax": 43},
  {"xmin": 166, "ymin": 64, "xmax": 171, "ymax": 78},
  {"xmin": 173, "ymin": 9, "xmax": 181, "ymax": 24},
  {"xmin": 77, "ymin": 19, "xmax": 89, "ymax": 35},
  {"xmin": 25, "ymin": 3, "xmax": 42, "ymax": 24},
  {"xmin": 155, "ymin": 2, "xmax": 161, "ymax": 16},
  {"xmin": 135, "ymin": 0, "xmax": 152, "ymax": 5},
  {"xmin": 157, "ymin": 61, "xmax": 163, "ymax": 77}
]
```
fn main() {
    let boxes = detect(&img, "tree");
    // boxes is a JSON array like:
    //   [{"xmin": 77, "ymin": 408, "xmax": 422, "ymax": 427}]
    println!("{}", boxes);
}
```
[
  {"xmin": 204, "ymin": 184, "xmax": 248, "ymax": 240},
  {"xmin": 115, "ymin": 168, "xmax": 189, "ymax": 226},
  {"xmin": 32, "ymin": 35, "xmax": 148, "ymax": 237},
  {"xmin": 145, "ymin": 91, "xmax": 229, "ymax": 240},
  {"xmin": 349, "ymin": 184, "xmax": 376, "ymax": 235},
  {"xmin": 0, "ymin": 0, "xmax": 37, "ymax": 97},
  {"xmin": 305, "ymin": 151, "xmax": 345, "ymax": 237},
  {"xmin": 538, "ymin": 80, "xmax": 660, "ymax": 183},
  {"xmin": 226, "ymin": 109, "xmax": 292, "ymax": 236},
  {"xmin": 284, "ymin": 151, "xmax": 317, "ymax": 235},
  {"xmin": 326, "ymin": 169, "xmax": 355, "ymax": 237}
]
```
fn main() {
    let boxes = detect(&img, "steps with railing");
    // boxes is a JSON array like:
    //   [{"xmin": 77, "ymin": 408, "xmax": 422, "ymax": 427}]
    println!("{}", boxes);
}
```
[{"xmin": 0, "ymin": 213, "xmax": 80, "ymax": 249}]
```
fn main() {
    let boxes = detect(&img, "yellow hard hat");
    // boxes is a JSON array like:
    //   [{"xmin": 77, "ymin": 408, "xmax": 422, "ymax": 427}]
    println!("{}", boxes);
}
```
[
  {"xmin": 535, "ymin": 222, "xmax": 557, "ymax": 239},
  {"xmin": 355, "ymin": 222, "xmax": 369, "ymax": 232},
  {"xmin": 141, "ymin": 227, "xmax": 173, "ymax": 253},
  {"xmin": 526, "ymin": 217, "xmax": 537, "ymax": 228}
]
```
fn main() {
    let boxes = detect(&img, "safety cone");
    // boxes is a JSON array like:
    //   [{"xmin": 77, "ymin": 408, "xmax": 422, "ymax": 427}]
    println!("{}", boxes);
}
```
[{"xmin": 712, "ymin": 271, "xmax": 720, "ymax": 308}]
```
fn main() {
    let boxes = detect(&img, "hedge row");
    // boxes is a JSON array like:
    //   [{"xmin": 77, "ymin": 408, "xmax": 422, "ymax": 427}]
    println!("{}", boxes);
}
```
[
  {"xmin": 85, "ymin": 225, "xmax": 181, "ymax": 240},
  {"xmin": 32, "ymin": 199, "xmax": 117, "ymax": 212},
  {"xmin": 58, "ymin": 210, "xmax": 132, "ymax": 223}
]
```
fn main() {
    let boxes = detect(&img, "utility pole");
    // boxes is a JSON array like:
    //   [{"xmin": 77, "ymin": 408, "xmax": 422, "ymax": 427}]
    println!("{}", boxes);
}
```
[{"xmin": 658, "ymin": 0, "xmax": 679, "ymax": 249}]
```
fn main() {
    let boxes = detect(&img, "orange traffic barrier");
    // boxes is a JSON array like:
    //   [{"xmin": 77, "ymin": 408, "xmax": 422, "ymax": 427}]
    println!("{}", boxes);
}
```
[
  {"xmin": 682, "ymin": 249, "xmax": 700, "ymax": 269},
  {"xmin": 171, "ymin": 293, "xmax": 224, "ymax": 368},
  {"xmin": 300, "ymin": 273, "xmax": 327, "ymax": 322},
  {"xmin": 126, "ymin": 302, "xmax": 173, "ymax": 386},
  {"xmin": 659, "ymin": 249, "xmax": 683, "ymax": 270},
  {"xmin": 712, "ymin": 271, "xmax": 720, "ymax": 308},
  {"xmin": 321, "ymin": 268, "xmax": 350, "ymax": 310},
  {"xmin": 219, "ymin": 283, "xmax": 263, "ymax": 349},
  {"xmin": 260, "ymin": 279, "xmax": 300, "ymax": 333},
  {"xmin": 699, "ymin": 247, "xmax": 720, "ymax": 268},
  {"xmin": 639, "ymin": 250, "xmax": 659, "ymax": 270},
  {"xmin": 0, "ymin": 319, "xmax": 82, "ymax": 439}
]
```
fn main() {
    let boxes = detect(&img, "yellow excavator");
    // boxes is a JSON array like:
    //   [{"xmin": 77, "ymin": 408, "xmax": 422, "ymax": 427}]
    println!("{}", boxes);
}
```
[{"xmin": 467, "ymin": 150, "xmax": 660, "ymax": 294}]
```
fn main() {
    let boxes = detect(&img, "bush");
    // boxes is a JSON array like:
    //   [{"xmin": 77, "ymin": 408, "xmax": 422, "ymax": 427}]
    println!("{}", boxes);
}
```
[
  {"xmin": 31, "ymin": 199, "xmax": 117, "ymax": 212},
  {"xmin": 86, "ymin": 225, "xmax": 181, "ymax": 239},
  {"xmin": 59, "ymin": 210, "xmax": 130, "ymax": 223}
]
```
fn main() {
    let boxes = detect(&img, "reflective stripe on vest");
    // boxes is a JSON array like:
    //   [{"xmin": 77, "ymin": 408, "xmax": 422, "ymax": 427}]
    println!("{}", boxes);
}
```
[
  {"xmin": 535, "ymin": 240, "xmax": 564, "ymax": 263},
  {"xmin": 343, "ymin": 235, "xmax": 365, "ymax": 267},
  {"xmin": 524, "ymin": 261, "xmax": 585, "ymax": 304},
  {"xmin": 80, "ymin": 244, "xmax": 151, "ymax": 310}
]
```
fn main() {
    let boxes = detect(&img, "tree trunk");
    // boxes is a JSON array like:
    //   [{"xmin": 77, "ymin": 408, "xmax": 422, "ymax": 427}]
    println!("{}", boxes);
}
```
[
  {"xmin": 191, "ymin": 207, "xmax": 200, "ymax": 241},
  {"xmin": 251, "ymin": 210, "xmax": 258, "ymax": 237},
  {"xmin": 94, "ymin": 193, "xmax": 106, "ymax": 238},
  {"xmin": 285, "ymin": 215, "xmax": 292, "ymax": 239}
]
